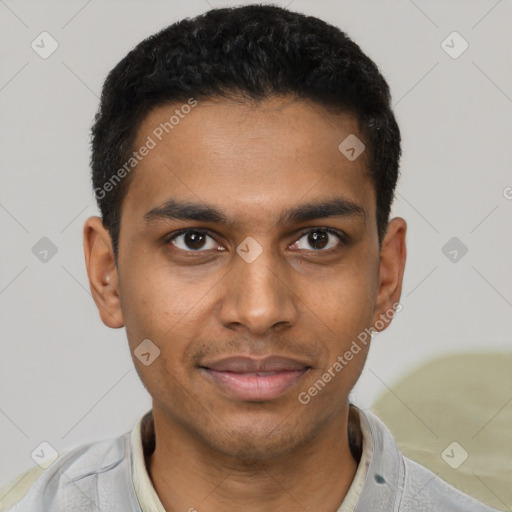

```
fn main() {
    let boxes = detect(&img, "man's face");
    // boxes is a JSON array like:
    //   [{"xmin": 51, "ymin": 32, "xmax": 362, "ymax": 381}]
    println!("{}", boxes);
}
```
[{"xmin": 88, "ymin": 96, "xmax": 403, "ymax": 460}]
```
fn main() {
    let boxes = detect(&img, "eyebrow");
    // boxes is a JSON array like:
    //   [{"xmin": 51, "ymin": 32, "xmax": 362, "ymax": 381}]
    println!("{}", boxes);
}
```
[{"xmin": 142, "ymin": 196, "xmax": 366, "ymax": 228}]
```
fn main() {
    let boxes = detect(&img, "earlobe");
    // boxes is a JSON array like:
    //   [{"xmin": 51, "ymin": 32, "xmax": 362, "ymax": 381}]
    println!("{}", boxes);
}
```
[
  {"xmin": 83, "ymin": 216, "xmax": 124, "ymax": 328},
  {"xmin": 372, "ymin": 217, "xmax": 407, "ymax": 332}
]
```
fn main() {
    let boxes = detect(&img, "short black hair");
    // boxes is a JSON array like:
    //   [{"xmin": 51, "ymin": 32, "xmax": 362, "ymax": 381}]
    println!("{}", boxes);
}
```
[{"xmin": 90, "ymin": 4, "xmax": 401, "ymax": 263}]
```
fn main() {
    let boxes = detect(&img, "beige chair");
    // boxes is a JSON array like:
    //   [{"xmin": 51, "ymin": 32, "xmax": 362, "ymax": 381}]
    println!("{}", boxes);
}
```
[{"xmin": 371, "ymin": 352, "xmax": 512, "ymax": 511}]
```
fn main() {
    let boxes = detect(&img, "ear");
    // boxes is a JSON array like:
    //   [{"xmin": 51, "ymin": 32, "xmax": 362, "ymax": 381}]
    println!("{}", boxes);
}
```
[
  {"xmin": 372, "ymin": 217, "xmax": 407, "ymax": 332},
  {"xmin": 83, "ymin": 216, "xmax": 124, "ymax": 328}
]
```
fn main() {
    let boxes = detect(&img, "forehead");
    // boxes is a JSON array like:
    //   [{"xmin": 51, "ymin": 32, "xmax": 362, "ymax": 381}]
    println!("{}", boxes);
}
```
[{"xmin": 121, "ymin": 96, "xmax": 375, "ymax": 230}]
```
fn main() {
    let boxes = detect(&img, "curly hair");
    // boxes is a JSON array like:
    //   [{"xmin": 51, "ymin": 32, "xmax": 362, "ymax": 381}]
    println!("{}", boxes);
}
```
[{"xmin": 90, "ymin": 4, "xmax": 401, "ymax": 263}]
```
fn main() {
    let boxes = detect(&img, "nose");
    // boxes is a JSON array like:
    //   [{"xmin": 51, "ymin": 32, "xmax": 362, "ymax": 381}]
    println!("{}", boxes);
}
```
[{"xmin": 218, "ymin": 244, "xmax": 298, "ymax": 336}]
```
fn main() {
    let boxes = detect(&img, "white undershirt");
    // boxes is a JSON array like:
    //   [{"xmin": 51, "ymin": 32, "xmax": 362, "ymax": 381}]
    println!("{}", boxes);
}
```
[{"xmin": 130, "ymin": 408, "xmax": 372, "ymax": 512}]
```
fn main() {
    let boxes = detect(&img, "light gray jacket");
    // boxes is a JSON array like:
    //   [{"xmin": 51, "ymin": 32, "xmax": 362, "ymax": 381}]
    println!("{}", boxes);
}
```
[{"xmin": 4, "ymin": 408, "xmax": 502, "ymax": 511}]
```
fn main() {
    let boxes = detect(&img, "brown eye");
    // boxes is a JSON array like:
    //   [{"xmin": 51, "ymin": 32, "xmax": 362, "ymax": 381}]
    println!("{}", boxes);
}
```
[
  {"xmin": 169, "ymin": 230, "xmax": 219, "ymax": 251},
  {"xmin": 307, "ymin": 231, "xmax": 329, "ymax": 250},
  {"xmin": 291, "ymin": 229, "xmax": 343, "ymax": 251}
]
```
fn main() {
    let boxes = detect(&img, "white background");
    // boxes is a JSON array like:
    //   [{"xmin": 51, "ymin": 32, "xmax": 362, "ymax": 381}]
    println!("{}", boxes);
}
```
[{"xmin": 1, "ymin": 0, "xmax": 511, "ymax": 488}]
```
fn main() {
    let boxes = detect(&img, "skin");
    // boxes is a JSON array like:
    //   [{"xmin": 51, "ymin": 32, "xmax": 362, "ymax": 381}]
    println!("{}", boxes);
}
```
[{"xmin": 83, "ymin": 95, "xmax": 406, "ymax": 512}]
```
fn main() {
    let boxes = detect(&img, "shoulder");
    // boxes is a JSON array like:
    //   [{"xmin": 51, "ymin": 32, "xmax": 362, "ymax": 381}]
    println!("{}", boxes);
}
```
[
  {"xmin": 356, "ymin": 407, "xmax": 503, "ymax": 512},
  {"xmin": 399, "ymin": 456, "xmax": 503, "ymax": 512},
  {"xmin": 0, "ymin": 465, "xmax": 45, "ymax": 510},
  {"xmin": 1, "ymin": 433, "xmax": 140, "ymax": 512}
]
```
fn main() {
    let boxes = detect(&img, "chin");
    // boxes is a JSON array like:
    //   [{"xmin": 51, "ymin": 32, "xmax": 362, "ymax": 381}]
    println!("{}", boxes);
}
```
[
  {"xmin": 199, "ymin": 415, "xmax": 318, "ymax": 464},
  {"xmin": 210, "ymin": 433, "xmax": 301, "ymax": 464}
]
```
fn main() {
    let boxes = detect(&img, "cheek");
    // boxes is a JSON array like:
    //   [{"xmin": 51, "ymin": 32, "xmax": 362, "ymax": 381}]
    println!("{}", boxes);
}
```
[
  {"xmin": 119, "ymin": 263, "xmax": 220, "ymax": 396},
  {"xmin": 301, "ymin": 259, "xmax": 378, "ymax": 339},
  {"xmin": 120, "ymin": 257, "xmax": 209, "ymax": 338}
]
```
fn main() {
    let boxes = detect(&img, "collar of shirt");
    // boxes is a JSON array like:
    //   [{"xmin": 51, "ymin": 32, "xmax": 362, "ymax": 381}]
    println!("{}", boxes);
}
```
[{"xmin": 129, "ymin": 404, "xmax": 373, "ymax": 512}]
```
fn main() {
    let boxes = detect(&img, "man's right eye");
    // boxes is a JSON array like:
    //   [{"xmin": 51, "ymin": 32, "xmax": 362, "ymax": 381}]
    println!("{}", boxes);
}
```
[{"xmin": 166, "ymin": 230, "xmax": 222, "ymax": 252}]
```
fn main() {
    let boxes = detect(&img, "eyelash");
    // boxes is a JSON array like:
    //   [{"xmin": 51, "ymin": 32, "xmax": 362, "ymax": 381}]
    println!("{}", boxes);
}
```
[{"xmin": 164, "ymin": 227, "xmax": 348, "ymax": 253}]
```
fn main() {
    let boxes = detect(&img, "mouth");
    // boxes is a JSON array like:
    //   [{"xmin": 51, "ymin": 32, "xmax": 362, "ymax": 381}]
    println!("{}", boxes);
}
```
[{"xmin": 199, "ymin": 355, "xmax": 311, "ymax": 401}]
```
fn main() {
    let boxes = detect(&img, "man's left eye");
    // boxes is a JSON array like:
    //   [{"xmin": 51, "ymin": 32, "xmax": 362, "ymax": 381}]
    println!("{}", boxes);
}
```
[{"xmin": 290, "ymin": 229, "xmax": 343, "ymax": 251}]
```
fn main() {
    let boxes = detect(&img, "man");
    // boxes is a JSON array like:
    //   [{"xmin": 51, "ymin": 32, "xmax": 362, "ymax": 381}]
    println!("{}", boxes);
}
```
[{"xmin": 1, "ymin": 5, "xmax": 501, "ymax": 511}]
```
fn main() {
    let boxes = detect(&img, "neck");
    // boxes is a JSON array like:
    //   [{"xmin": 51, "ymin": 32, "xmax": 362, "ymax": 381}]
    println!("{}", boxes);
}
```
[{"xmin": 146, "ymin": 404, "xmax": 362, "ymax": 512}]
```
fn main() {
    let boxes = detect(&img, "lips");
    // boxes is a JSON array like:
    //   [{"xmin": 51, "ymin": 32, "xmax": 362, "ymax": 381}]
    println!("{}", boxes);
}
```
[
  {"xmin": 200, "ymin": 356, "xmax": 311, "ymax": 401},
  {"xmin": 204, "ymin": 355, "xmax": 308, "ymax": 373}
]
